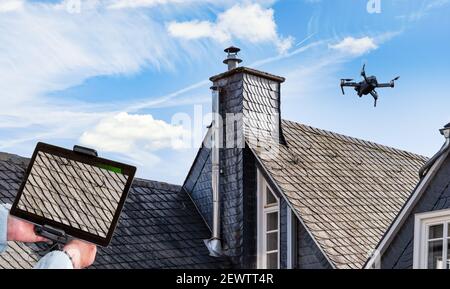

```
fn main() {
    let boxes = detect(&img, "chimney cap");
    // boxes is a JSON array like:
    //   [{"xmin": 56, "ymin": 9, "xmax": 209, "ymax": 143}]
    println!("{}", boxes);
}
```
[
  {"xmin": 440, "ymin": 122, "xmax": 450, "ymax": 138},
  {"xmin": 224, "ymin": 46, "xmax": 241, "ymax": 54},
  {"xmin": 223, "ymin": 46, "xmax": 242, "ymax": 70}
]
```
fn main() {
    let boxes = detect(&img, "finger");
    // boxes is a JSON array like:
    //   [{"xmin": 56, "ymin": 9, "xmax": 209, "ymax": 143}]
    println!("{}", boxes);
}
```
[{"xmin": 32, "ymin": 234, "xmax": 50, "ymax": 243}]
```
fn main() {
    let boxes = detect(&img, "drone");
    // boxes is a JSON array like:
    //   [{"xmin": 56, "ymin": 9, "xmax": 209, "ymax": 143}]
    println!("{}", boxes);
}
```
[{"xmin": 340, "ymin": 64, "xmax": 400, "ymax": 107}]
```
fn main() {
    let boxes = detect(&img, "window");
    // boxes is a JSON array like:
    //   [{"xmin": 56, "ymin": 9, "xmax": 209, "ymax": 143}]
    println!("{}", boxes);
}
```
[
  {"xmin": 414, "ymin": 209, "xmax": 450, "ymax": 269},
  {"xmin": 257, "ymin": 170, "xmax": 280, "ymax": 269}
]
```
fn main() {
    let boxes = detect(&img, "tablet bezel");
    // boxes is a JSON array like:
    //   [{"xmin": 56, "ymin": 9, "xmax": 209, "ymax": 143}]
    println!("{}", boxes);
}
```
[{"xmin": 10, "ymin": 142, "xmax": 136, "ymax": 247}]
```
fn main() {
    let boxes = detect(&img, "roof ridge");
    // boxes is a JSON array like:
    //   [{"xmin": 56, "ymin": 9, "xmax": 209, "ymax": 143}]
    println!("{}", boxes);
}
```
[
  {"xmin": 281, "ymin": 119, "xmax": 428, "ymax": 162},
  {"xmin": 132, "ymin": 178, "xmax": 181, "ymax": 191},
  {"xmin": 0, "ymin": 152, "xmax": 29, "ymax": 166}
]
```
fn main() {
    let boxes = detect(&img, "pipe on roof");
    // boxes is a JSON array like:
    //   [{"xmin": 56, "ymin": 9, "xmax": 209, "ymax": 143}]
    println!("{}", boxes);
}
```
[
  {"xmin": 419, "ymin": 123, "xmax": 450, "ymax": 178},
  {"xmin": 223, "ymin": 46, "xmax": 242, "ymax": 71},
  {"xmin": 204, "ymin": 85, "xmax": 223, "ymax": 257}
]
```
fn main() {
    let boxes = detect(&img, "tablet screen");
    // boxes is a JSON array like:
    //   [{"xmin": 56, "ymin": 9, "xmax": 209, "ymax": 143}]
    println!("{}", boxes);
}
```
[{"xmin": 10, "ymin": 143, "xmax": 136, "ymax": 246}]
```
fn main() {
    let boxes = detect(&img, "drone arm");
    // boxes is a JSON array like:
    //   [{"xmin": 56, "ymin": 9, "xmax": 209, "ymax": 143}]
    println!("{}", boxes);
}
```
[
  {"xmin": 377, "ymin": 76, "xmax": 399, "ymax": 88},
  {"xmin": 340, "ymin": 81, "xmax": 358, "ymax": 95},
  {"xmin": 376, "ymin": 82, "xmax": 394, "ymax": 88},
  {"xmin": 341, "ymin": 82, "xmax": 359, "ymax": 87}
]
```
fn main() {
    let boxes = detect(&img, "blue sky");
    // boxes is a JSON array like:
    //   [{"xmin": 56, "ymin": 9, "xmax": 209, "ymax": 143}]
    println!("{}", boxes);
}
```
[{"xmin": 0, "ymin": 0, "xmax": 449, "ymax": 184}]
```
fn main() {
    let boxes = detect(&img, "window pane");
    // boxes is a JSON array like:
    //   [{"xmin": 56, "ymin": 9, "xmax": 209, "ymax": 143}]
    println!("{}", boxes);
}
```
[
  {"xmin": 429, "ymin": 224, "xmax": 443, "ymax": 239},
  {"xmin": 266, "ymin": 232, "xmax": 278, "ymax": 251},
  {"xmin": 267, "ymin": 212, "xmax": 278, "ymax": 231},
  {"xmin": 266, "ymin": 188, "xmax": 277, "ymax": 205},
  {"xmin": 267, "ymin": 252, "xmax": 278, "ymax": 269},
  {"xmin": 428, "ymin": 240, "xmax": 444, "ymax": 269}
]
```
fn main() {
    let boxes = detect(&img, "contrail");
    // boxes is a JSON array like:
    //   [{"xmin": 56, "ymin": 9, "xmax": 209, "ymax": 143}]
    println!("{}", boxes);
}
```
[
  {"xmin": 125, "ymin": 33, "xmax": 322, "ymax": 112},
  {"xmin": 296, "ymin": 32, "xmax": 316, "ymax": 47}
]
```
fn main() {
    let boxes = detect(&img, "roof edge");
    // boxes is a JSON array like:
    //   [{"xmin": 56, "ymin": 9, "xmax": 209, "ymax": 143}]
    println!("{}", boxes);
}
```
[
  {"xmin": 179, "ymin": 127, "xmax": 214, "ymax": 233},
  {"xmin": 210, "ymin": 67, "xmax": 286, "ymax": 83},
  {"xmin": 132, "ymin": 178, "xmax": 181, "ymax": 191}
]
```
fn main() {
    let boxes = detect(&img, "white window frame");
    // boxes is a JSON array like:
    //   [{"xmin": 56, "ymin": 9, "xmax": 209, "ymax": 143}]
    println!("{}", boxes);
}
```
[
  {"xmin": 257, "ymin": 169, "xmax": 280, "ymax": 269},
  {"xmin": 414, "ymin": 209, "xmax": 450, "ymax": 269}
]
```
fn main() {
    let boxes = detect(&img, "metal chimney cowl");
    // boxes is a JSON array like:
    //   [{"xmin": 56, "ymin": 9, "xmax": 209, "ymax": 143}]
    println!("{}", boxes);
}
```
[
  {"xmin": 440, "ymin": 122, "xmax": 450, "ymax": 138},
  {"xmin": 223, "ymin": 46, "xmax": 242, "ymax": 71}
]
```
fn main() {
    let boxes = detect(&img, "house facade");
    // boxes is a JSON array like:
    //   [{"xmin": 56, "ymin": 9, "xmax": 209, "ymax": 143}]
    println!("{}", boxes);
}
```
[
  {"xmin": 0, "ymin": 47, "xmax": 449, "ymax": 269},
  {"xmin": 181, "ymin": 51, "xmax": 435, "ymax": 269}
]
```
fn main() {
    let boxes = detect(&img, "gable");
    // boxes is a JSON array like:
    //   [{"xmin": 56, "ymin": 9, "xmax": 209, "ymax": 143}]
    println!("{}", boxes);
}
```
[
  {"xmin": 250, "ymin": 119, "xmax": 427, "ymax": 268},
  {"xmin": 182, "ymin": 145, "xmax": 213, "ymax": 229}
]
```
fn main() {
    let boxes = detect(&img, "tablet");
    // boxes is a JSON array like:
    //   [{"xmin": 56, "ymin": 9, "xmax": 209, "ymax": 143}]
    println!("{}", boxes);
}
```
[{"xmin": 10, "ymin": 142, "xmax": 136, "ymax": 247}]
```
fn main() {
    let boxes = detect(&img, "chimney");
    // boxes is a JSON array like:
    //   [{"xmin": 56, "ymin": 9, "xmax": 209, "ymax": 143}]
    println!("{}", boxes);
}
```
[{"xmin": 203, "ymin": 47, "xmax": 285, "ymax": 266}]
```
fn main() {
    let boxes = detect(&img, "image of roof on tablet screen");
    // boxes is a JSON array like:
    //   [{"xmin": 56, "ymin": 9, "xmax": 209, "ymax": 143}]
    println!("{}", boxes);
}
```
[{"xmin": 16, "ymin": 151, "xmax": 129, "ymax": 238}]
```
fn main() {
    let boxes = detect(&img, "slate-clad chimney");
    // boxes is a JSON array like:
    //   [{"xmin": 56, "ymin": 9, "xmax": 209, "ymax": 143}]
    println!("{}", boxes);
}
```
[{"xmin": 205, "ymin": 47, "xmax": 285, "ymax": 267}]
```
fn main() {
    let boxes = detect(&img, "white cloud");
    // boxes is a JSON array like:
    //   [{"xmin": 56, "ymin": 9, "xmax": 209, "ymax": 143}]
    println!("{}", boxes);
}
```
[
  {"xmin": 276, "ymin": 36, "xmax": 295, "ymax": 55},
  {"xmin": 329, "ymin": 36, "xmax": 378, "ymax": 56},
  {"xmin": 0, "ymin": 1, "xmax": 181, "ymax": 151},
  {"xmin": 80, "ymin": 112, "xmax": 189, "ymax": 154},
  {"xmin": 0, "ymin": 0, "xmax": 23, "ymax": 12},
  {"xmin": 0, "ymin": 1, "xmax": 179, "ymax": 103},
  {"xmin": 167, "ymin": 3, "xmax": 294, "ymax": 54},
  {"xmin": 167, "ymin": 20, "xmax": 219, "ymax": 40}
]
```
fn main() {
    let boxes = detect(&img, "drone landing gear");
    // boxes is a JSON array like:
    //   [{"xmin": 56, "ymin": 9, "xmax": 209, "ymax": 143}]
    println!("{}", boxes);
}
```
[{"xmin": 370, "ymin": 91, "xmax": 379, "ymax": 107}]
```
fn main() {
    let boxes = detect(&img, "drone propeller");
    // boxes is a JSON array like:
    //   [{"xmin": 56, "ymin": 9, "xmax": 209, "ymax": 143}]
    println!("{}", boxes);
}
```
[
  {"xmin": 361, "ymin": 64, "xmax": 366, "ymax": 77},
  {"xmin": 388, "ymin": 76, "xmax": 400, "ymax": 88},
  {"xmin": 341, "ymin": 78, "xmax": 353, "ymax": 81}
]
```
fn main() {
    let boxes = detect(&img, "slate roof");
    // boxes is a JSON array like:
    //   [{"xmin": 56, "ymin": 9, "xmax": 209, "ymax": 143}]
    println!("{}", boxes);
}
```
[
  {"xmin": 250, "ymin": 120, "xmax": 427, "ymax": 269},
  {"xmin": 0, "ymin": 152, "xmax": 229, "ymax": 269}
]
